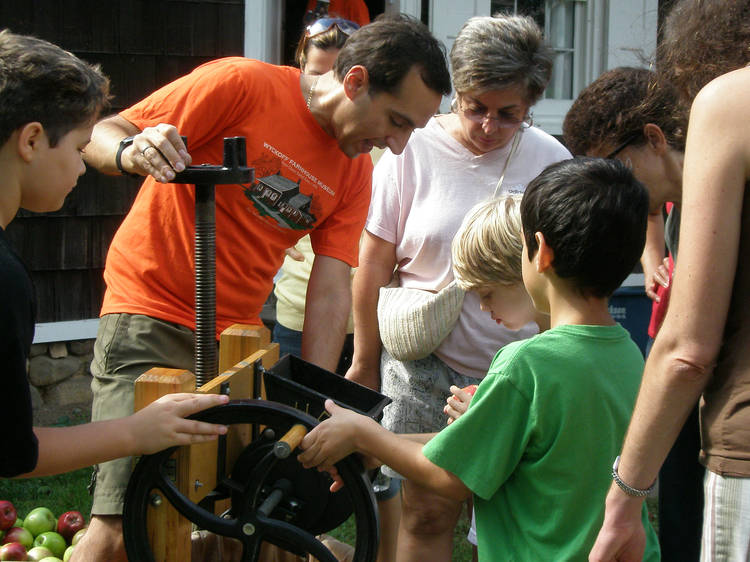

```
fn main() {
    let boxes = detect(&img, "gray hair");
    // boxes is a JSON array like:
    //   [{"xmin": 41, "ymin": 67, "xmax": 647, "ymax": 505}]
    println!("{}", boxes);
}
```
[{"xmin": 450, "ymin": 14, "xmax": 553, "ymax": 105}]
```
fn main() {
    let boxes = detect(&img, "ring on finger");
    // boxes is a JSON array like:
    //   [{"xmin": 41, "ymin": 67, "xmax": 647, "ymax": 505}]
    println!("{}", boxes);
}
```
[{"xmin": 141, "ymin": 145, "xmax": 156, "ymax": 157}]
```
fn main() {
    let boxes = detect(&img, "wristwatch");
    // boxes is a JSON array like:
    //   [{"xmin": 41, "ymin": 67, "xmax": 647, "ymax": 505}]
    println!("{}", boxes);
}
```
[
  {"xmin": 611, "ymin": 456, "xmax": 656, "ymax": 497},
  {"xmin": 115, "ymin": 136, "xmax": 139, "ymax": 177}
]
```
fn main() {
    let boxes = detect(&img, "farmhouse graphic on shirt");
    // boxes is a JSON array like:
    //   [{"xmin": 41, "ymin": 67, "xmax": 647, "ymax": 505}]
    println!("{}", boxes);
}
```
[{"xmin": 244, "ymin": 172, "xmax": 316, "ymax": 229}]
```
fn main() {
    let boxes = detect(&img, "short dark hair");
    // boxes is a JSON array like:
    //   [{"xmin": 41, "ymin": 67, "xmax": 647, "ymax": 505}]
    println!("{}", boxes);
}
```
[
  {"xmin": 333, "ymin": 14, "xmax": 451, "ymax": 97},
  {"xmin": 0, "ymin": 29, "xmax": 110, "ymax": 148},
  {"xmin": 563, "ymin": 67, "xmax": 685, "ymax": 157},
  {"xmin": 521, "ymin": 158, "xmax": 648, "ymax": 298}
]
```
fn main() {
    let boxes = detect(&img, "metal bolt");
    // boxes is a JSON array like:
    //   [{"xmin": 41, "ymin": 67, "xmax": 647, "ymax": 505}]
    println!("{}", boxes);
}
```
[
  {"xmin": 242, "ymin": 523, "xmax": 256, "ymax": 536},
  {"xmin": 150, "ymin": 493, "xmax": 163, "ymax": 507},
  {"xmin": 194, "ymin": 480, "xmax": 203, "ymax": 491}
]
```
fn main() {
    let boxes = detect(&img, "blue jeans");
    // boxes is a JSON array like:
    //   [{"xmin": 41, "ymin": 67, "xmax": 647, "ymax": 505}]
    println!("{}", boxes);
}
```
[
  {"xmin": 271, "ymin": 322, "xmax": 354, "ymax": 376},
  {"xmin": 272, "ymin": 322, "xmax": 302, "ymax": 358}
]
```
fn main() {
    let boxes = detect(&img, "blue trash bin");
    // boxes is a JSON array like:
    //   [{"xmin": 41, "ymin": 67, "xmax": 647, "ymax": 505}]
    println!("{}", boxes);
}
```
[{"xmin": 608, "ymin": 286, "xmax": 652, "ymax": 356}]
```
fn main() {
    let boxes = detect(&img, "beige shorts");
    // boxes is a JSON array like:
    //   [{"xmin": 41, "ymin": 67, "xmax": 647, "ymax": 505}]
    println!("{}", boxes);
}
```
[{"xmin": 89, "ymin": 313, "xmax": 195, "ymax": 515}]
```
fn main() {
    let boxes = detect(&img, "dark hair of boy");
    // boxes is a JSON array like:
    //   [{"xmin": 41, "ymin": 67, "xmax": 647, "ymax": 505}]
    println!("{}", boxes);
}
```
[
  {"xmin": 0, "ymin": 29, "xmax": 110, "ymax": 147},
  {"xmin": 521, "ymin": 157, "xmax": 649, "ymax": 298},
  {"xmin": 562, "ymin": 66, "xmax": 685, "ymax": 157},
  {"xmin": 333, "ymin": 13, "xmax": 452, "ymax": 97}
]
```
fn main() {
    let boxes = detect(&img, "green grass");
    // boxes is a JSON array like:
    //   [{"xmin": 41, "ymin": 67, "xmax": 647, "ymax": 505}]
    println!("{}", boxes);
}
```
[
  {"xmin": 0, "ymin": 412, "xmax": 94, "ymax": 522},
  {"xmin": 0, "ymin": 468, "xmax": 94, "ymax": 523}
]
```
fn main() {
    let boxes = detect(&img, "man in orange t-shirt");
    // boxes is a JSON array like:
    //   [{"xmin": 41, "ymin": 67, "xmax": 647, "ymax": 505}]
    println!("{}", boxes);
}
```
[{"xmin": 75, "ymin": 15, "xmax": 450, "ymax": 561}]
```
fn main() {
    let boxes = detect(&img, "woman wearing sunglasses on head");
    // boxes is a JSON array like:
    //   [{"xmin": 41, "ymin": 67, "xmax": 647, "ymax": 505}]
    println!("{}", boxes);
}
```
[
  {"xmin": 294, "ymin": 17, "xmax": 360, "ymax": 76},
  {"xmin": 303, "ymin": 0, "xmax": 370, "ymax": 28},
  {"xmin": 345, "ymin": 14, "xmax": 570, "ymax": 561}
]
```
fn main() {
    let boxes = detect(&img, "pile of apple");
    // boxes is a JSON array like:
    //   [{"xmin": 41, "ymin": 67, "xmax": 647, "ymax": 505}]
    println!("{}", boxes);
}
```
[{"xmin": 0, "ymin": 500, "xmax": 86, "ymax": 562}]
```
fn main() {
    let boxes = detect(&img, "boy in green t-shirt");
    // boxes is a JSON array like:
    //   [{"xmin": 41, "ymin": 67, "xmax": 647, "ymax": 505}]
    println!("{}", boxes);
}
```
[{"xmin": 299, "ymin": 158, "xmax": 661, "ymax": 560}]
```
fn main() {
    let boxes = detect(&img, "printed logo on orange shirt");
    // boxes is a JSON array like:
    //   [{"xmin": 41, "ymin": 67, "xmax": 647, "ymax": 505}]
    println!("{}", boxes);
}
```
[{"xmin": 244, "ymin": 173, "xmax": 317, "ymax": 230}]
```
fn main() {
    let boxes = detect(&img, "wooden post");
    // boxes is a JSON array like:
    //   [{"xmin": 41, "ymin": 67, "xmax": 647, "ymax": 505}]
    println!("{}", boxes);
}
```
[
  {"xmin": 133, "ymin": 368, "xmax": 196, "ymax": 562},
  {"xmin": 134, "ymin": 324, "xmax": 278, "ymax": 560}
]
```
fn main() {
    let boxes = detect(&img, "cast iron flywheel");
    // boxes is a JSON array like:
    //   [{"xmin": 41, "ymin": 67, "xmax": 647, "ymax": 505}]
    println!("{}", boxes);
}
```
[{"xmin": 122, "ymin": 399, "xmax": 379, "ymax": 562}]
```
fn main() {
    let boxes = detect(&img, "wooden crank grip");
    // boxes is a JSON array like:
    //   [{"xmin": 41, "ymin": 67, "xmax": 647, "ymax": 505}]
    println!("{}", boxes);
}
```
[{"xmin": 273, "ymin": 424, "xmax": 307, "ymax": 459}]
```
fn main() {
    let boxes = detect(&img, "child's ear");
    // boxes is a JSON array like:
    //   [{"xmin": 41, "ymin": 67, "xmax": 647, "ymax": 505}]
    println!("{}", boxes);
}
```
[
  {"xmin": 643, "ymin": 123, "xmax": 668, "ymax": 155},
  {"xmin": 16, "ymin": 122, "xmax": 45, "ymax": 163},
  {"xmin": 343, "ymin": 65, "xmax": 370, "ymax": 101},
  {"xmin": 534, "ymin": 232, "xmax": 554, "ymax": 273}
]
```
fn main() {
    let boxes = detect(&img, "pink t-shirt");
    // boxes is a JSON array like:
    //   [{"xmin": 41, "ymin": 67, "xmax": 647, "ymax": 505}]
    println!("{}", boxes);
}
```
[{"xmin": 367, "ymin": 117, "xmax": 571, "ymax": 378}]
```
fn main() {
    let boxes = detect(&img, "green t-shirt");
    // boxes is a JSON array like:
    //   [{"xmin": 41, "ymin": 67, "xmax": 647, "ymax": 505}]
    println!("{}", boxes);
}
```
[{"xmin": 423, "ymin": 324, "xmax": 660, "ymax": 561}]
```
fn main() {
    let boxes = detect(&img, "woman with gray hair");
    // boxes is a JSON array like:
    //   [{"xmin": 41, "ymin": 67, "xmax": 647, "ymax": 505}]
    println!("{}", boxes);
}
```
[{"xmin": 345, "ymin": 13, "xmax": 570, "ymax": 559}]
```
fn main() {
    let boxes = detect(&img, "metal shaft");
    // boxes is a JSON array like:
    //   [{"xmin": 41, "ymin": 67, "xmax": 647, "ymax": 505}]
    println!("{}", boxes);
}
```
[{"xmin": 194, "ymin": 183, "xmax": 216, "ymax": 385}]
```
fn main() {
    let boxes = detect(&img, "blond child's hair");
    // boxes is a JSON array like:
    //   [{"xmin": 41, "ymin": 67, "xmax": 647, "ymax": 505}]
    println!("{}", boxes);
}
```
[{"xmin": 451, "ymin": 195, "xmax": 523, "ymax": 290}]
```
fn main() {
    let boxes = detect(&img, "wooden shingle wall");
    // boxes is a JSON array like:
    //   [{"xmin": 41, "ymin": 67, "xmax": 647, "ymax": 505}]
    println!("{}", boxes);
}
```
[{"xmin": 1, "ymin": 0, "xmax": 245, "ymax": 322}]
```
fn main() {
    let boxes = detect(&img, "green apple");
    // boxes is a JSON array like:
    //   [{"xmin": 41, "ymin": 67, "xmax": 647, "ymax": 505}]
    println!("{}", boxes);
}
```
[
  {"xmin": 24, "ymin": 507, "xmax": 56, "ymax": 537},
  {"xmin": 39, "ymin": 558, "xmax": 64, "ymax": 562},
  {"xmin": 70, "ymin": 527, "xmax": 86, "ymax": 546},
  {"xmin": 63, "ymin": 545, "xmax": 74, "ymax": 562},
  {"xmin": 34, "ymin": 531, "xmax": 66, "ymax": 559},
  {"xmin": 27, "ymin": 545, "xmax": 55, "ymax": 561}
]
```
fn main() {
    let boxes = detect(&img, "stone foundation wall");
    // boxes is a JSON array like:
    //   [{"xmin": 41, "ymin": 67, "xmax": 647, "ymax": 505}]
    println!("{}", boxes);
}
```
[{"xmin": 28, "ymin": 339, "xmax": 95, "ymax": 426}]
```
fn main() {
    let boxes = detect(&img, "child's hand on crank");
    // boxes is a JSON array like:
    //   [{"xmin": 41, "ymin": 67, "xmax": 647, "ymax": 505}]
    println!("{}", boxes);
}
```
[{"xmin": 128, "ymin": 393, "xmax": 229, "ymax": 455}]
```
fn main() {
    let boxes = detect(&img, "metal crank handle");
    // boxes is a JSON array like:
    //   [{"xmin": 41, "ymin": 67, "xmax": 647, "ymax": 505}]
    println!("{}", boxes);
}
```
[{"xmin": 273, "ymin": 424, "xmax": 308, "ymax": 459}]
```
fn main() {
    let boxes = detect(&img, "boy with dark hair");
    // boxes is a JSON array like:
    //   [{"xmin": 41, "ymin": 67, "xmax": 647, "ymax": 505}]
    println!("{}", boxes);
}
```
[
  {"xmin": 0, "ymin": 29, "xmax": 229, "ymax": 479},
  {"xmin": 298, "ymin": 158, "xmax": 660, "ymax": 560}
]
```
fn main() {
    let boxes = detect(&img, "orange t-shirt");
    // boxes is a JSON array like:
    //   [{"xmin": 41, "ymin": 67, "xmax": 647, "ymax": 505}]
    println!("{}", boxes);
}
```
[{"xmin": 102, "ymin": 58, "xmax": 373, "ymax": 337}]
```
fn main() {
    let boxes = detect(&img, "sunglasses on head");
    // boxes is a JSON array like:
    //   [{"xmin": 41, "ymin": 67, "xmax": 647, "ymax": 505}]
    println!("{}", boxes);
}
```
[{"xmin": 306, "ymin": 17, "xmax": 360, "ymax": 38}]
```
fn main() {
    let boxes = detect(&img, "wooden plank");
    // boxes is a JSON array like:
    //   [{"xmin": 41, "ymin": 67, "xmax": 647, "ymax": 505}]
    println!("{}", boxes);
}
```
[
  {"xmin": 188, "ymin": 343, "xmax": 279, "ymax": 506},
  {"xmin": 134, "ymin": 368, "xmax": 195, "ymax": 561},
  {"xmin": 218, "ymin": 324, "xmax": 271, "ymax": 374}
]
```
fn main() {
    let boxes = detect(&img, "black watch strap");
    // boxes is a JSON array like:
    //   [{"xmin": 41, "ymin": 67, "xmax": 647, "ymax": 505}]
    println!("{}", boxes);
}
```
[{"xmin": 115, "ymin": 136, "xmax": 139, "ymax": 177}]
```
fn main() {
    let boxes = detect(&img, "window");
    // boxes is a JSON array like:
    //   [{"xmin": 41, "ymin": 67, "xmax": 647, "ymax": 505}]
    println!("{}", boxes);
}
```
[{"xmin": 489, "ymin": 0, "xmax": 657, "ymax": 134}]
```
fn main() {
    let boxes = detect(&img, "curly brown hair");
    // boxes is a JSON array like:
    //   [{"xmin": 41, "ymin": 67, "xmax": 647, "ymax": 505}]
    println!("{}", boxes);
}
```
[
  {"xmin": 658, "ymin": 0, "xmax": 750, "ymax": 106},
  {"xmin": 562, "ymin": 67, "xmax": 685, "ymax": 157}
]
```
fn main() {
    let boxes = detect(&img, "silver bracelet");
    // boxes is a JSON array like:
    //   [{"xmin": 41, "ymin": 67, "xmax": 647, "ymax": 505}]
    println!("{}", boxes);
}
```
[{"xmin": 611, "ymin": 456, "xmax": 656, "ymax": 497}]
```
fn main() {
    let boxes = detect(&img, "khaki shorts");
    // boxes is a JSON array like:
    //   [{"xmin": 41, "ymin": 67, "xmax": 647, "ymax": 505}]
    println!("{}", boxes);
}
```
[{"xmin": 89, "ymin": 313, "xmax": 195, "ymax": 515}]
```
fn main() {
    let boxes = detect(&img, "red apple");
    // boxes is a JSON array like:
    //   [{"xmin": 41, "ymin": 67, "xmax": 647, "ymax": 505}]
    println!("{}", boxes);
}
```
[
  {"xmin": 3, "ymin": 526, "xmax": 33, "ymax": 549},
  {"xmin": 0, "ymin": 502, "xmax": 17, "ymax": 532},
  {"xmin": 461, "ymin": 384, "xmax": 478, "ymax": 397},
  {"xmin": 0, "ymin": 541, "xmax": 27, "ymax": 560},
  {"xmin": 55, "ymin": 512, "xmax": 84, "ymax": 544}
]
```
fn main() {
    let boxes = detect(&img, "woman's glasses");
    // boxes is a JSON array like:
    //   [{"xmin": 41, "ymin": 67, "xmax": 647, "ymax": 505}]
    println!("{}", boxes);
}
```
[
  {"xmin": 306, "ymin": 17, "xmax": 360, "ymax": 39},
  {"xmin": 605, "ymin": 133, "xmax": 640, "ymax": 159},
  {"xmin": 458, "ymin": 96, "xmax": 532, "ymax": 129}
]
